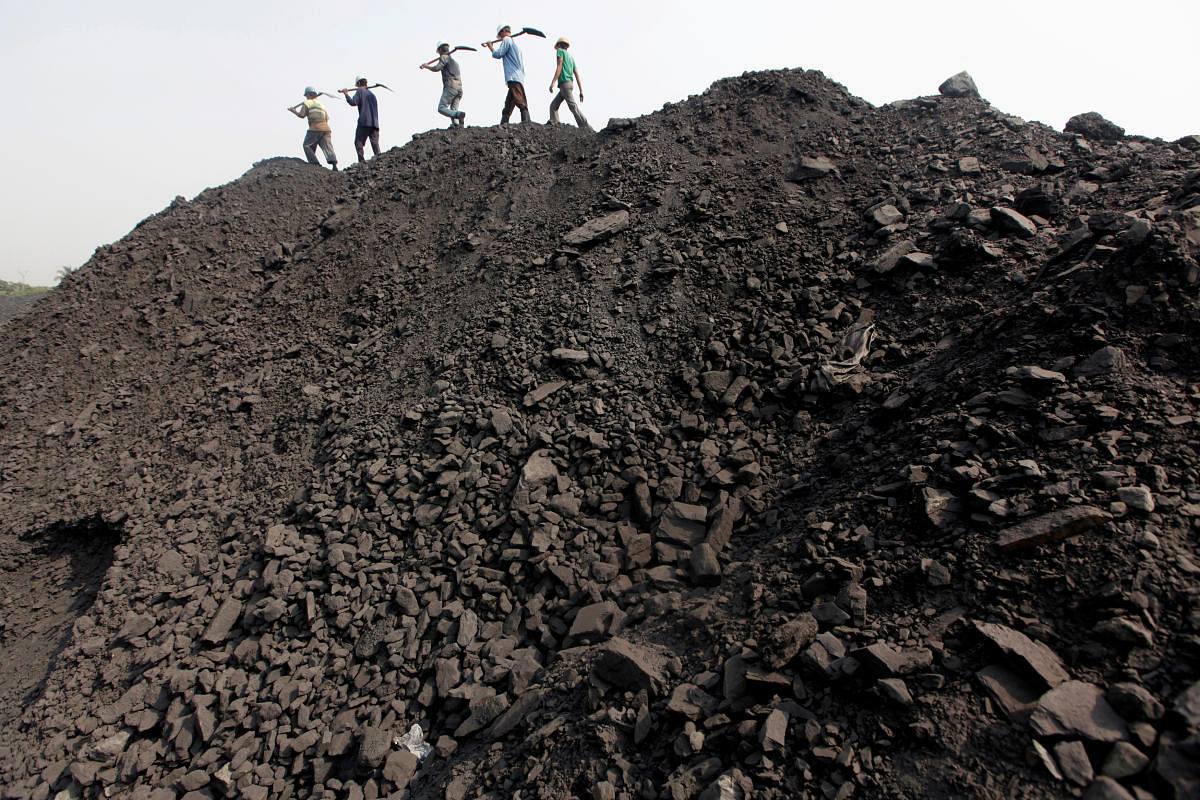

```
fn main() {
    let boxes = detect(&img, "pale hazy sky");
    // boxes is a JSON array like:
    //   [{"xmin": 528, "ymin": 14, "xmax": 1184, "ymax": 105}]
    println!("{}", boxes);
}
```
[{"xmin": 1, "ymin": 0, "xmax": 1196, "ymax": 286}]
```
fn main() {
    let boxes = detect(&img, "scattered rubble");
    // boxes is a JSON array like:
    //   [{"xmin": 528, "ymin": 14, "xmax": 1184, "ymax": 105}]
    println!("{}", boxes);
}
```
[{"xmin": 0, "ymin": 66, "xmax": 1197, "ymax": 800}]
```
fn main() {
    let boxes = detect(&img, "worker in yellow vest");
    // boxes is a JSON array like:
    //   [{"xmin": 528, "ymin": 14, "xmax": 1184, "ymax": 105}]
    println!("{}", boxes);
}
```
[{"xmin": 288, "ymin": 87, "xmax": 339, "ymax": 171}]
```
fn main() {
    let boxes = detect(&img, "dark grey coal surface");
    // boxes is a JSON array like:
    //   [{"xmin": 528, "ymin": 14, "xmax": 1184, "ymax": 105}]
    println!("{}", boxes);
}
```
[
  {"xmin": 1, "ymin": 68, "xmax": 1199, "ymax": 800},
  {"xmin": 0, "ymin": 293, "xmax": 44, "ymax": 327}
]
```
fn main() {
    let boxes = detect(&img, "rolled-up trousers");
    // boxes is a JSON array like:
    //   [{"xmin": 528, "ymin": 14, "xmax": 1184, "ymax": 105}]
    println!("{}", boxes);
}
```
[{"xmin": 438, "ymin": 80, "xmax": 464, "ymax": 120}]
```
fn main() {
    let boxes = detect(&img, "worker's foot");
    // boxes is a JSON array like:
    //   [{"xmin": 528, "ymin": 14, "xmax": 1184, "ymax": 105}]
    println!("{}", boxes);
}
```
[
  {"xmin": 458, "ymin": 112, "xmax": 466, "ymax": 127},
  {"xmin": 330, "ymin": 164, "xmax": 339, "ymax": 171}
]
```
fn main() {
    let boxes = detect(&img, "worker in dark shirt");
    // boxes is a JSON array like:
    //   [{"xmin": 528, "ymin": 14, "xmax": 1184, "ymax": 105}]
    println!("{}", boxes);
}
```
[
  {"xmin": 421, "ymin": 44, "xmax": 466, "ymax": 128},
  {"xmin": 340, "ymin": 76, "xmax": 380, "ymax": 163}
]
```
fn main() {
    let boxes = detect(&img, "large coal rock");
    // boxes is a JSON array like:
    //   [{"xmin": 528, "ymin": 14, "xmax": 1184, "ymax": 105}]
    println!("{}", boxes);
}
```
[
  {"xmin": 939, "ymin": 70, "xmax": 980, "ymax": 98},
  {"xmin": 1065, "ymin": 111, "xmax": 1125, "ymax": 141}
]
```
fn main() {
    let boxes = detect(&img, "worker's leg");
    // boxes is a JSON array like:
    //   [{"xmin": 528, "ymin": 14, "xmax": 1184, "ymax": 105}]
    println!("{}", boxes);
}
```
[
  {"xmin": 368, "ymin": 127, "xmax": 380, "ymax": 156},
  {"xmin": 354, "ymin": 126, "xmax": 368, "ymax": 163},
  {"xmin": 510, "ymin": 82, "xmax": 530, "ymax": 123},
  {"xmin": 549, "ymin": 87, "xmax": 564, "ymax": 123},
  {"xmin": 450, "ymin": 85, "xmax": 464, "ymax": 125},
  {"xmin": 438, "ymin": 83, "xmax": 459, "ymax": 120},
  {"xmin": 302, "ymin": 131, "xmax": 321, "ymax": 164},
  {"xmin": 318, "ymin": 132, "xmax": 338, "ymax": 170},
  {"xmin": 559, "ymin": 81, "xmax": 590, "ymax": 130},
  {"xmin": 502, "ymin": 83, "xmax": 518, "ymax": 124}
]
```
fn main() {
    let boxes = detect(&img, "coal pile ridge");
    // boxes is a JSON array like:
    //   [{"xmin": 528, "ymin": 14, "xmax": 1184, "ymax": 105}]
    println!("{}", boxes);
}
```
[{"xmin": 2, "ymin": 68, "xmax": 1200, "ymax": 799}]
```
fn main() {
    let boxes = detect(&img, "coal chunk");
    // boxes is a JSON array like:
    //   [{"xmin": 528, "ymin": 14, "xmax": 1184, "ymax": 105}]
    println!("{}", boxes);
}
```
[
  {"xmin": 1066, "ymin": 112, "xmax": 1125, "ymax": 141},
  {"xmin": 938, "ymin": 71, "xmax": 980, "ymax": 98}
]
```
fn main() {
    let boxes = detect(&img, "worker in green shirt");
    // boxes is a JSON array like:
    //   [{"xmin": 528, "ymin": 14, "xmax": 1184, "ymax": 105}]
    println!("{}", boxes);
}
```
[{"xmin": 547, "ymin": 37, "xmax": 591, "ymax": 132}]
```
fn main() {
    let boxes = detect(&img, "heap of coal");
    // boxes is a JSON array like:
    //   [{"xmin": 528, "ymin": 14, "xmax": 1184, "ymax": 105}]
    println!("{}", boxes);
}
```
[{"xmin": 2, "ymin": 68, "xmax": 1199, "ymax": 800}]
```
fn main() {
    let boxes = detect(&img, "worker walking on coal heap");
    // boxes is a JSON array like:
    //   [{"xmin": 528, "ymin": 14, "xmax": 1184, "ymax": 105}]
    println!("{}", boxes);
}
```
[
  {"xmin": 547, "ymin": 37, "xmax": 591, "ymax": 131},
  {"xmin": 340, "ymin": 76, "xmax": 381, "ymax": 163},
  {"xmin": 485, "ymin": 25, "xmax": 530, "ymax": 124},
  {"xmin": 288, "ymin": 88, "xmax": 338, "ymax": 171},
  {"xmin": 420, "ymin": 44, "xmax": 466, "ymax": 128}
]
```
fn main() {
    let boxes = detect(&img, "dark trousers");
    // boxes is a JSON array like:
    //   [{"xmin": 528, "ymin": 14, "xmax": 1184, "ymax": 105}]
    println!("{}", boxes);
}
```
[
  {"xmin": 354, "ymin": 125, "xmax": 380, "ymax": 162},
  {"xmin": 502, "ymin": 81, "xmax": 530, "ymax": 124}
]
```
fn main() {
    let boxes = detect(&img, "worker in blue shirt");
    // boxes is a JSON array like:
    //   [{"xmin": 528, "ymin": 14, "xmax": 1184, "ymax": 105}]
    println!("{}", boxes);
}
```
[
  {"xmin": 485, "ymin": 25, "xmax": 530, "ymax": 124},
  {"xmin": 339, "ymin": 77, "xmax": 380, "ymax": 163}
]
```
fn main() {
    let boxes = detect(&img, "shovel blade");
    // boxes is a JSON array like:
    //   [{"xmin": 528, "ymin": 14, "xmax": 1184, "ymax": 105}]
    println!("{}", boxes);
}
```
[{"xmin": 520, "ymin": 27, "xmax": 546, "ymax": 38}]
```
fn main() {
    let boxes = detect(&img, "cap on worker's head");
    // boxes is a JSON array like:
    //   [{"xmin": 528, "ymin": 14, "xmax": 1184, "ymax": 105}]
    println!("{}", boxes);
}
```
[
  {"xmin": 497, "ymin": 24, "xmax": 510, "ymax": 36},
  {"xmin": 556, "ymin": 37, "xmax": 569, "ymax": 47},
  {"xmin": 437, "ymin": 42, "xmax": 449, "ymax": 51},
  {"xmin": 303, "ymin": 86, "xmax": 317, "ymax": 96},
  {"xmin": 355, "ymin": 75, "xmax": 367, "ymax": 85}
]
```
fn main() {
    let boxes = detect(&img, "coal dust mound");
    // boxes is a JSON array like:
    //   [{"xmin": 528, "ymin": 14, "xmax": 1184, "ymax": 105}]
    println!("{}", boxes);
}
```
[{"xmin": 2, "ymin": 68, "xmax": 1200, "ymax": 800}]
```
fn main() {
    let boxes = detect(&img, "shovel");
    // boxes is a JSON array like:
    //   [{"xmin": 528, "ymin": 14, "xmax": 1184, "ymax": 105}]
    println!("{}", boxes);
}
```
[
  {"xmin": 339, "ymin": 84, "xmax": 395, "ymax": 93},
  {"xmin": 419, "ymin": 47, "xmax": 477, "ymax": 68},
  {"xmin": 481, "ymin": 27, "xmax": 546, "ymax": 47}
]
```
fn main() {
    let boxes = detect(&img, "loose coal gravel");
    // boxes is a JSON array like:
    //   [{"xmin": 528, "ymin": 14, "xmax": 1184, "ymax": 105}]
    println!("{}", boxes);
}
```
[
  {"xmin": 1, "ymin": 68, "xmax": 1199, "ymax": 800},
  {"xmin": 0, "ymin": 293, "xmax": 44, "ymax": 327}
]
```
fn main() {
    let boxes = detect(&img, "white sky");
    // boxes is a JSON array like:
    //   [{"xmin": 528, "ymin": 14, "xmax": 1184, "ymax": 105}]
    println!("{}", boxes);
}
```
[{"xmin": 1, "ymin": 0, "xmax": 1196, "ymax": 286}]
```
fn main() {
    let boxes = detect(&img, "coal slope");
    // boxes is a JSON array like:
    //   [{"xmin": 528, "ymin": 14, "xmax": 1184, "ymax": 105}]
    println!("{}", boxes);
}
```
[
  {"xmin": 0, "ymin": 292, "xmax": 45, "ymax": 327},
  {"xmin": 2, "ymin": 68, "xmax": 1200, "ymax": 800}
]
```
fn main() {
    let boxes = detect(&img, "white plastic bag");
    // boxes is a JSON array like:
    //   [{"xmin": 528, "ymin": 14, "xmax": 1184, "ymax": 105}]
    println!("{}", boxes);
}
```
[{"xmin": 393, "ymin": 723, "xmax": 432, "ymax": 759}]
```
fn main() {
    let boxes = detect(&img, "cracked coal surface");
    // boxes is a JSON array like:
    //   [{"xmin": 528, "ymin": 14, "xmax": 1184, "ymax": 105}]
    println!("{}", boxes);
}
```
[{"xmin": 1, "ymin": 68, "xmax": 1199, "ymax": 800}]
